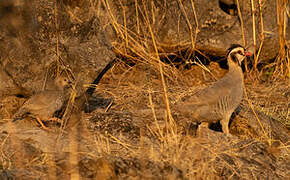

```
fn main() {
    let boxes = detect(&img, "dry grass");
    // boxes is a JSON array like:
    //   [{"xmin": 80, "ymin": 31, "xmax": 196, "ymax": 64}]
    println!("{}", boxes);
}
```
[
  {"xmin": 0, "ymin": 0, "xmax": 289, "ymax": 179},
  {"xmin": 71, "ymin": 0, "xmax": 289, "ymax": 177},
  {"xmin": 275, "ymin": 0, "xmax": 289, "ymax": 77}
]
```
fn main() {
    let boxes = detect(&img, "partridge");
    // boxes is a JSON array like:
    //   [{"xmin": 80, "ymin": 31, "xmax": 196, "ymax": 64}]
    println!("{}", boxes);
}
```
[
  {"xmin": 175, "ymin": 44, "xmax": 250, "ymax": 134},
  {"xmin": 13, "ymin": 76, "xmax": 71, "ymax": 129}
]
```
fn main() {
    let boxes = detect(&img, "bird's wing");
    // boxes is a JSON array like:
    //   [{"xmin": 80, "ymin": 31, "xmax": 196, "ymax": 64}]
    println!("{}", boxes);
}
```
[
  {"xmin": 171, "ymin": 84, "xmax": 207, "ymax": 104},
  {"xmin": 181, "ymin": 79, "xmax": 233, "ymax": 107},
  {"xmin": 174, "ymin": 82, "xmax": 232, "ymax": 121},
  {"xmin": 21, "ymin": 91, "xmax": 61, "ymax": 111}
]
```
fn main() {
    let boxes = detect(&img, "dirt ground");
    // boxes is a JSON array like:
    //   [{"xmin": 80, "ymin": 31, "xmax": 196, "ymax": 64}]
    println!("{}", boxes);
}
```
[
  {"xmin": 0, "ymin": 0, "xmax": 289, "ymax": 179},
  {"xmin": 0, "ymin": 61, "xmax": 289, "ymax": 179}
]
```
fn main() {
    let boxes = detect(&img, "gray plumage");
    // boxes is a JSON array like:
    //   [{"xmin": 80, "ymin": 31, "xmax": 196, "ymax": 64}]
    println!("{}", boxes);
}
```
[
  {"xmin": 13, "ymin": 76, "xmax": 71, "ymax": 123},
  {"xmin": 175, "ymin": 45, "xmax": 248, "ymax": 134}
]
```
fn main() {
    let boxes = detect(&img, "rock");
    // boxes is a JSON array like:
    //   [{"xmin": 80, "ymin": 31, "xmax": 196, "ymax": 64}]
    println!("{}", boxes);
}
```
[
  {"xmin": 87, "ymin": 111, "xmax": 140, "ymax": 140},
  {"xmin": 108, "ymin": 0, "xmax": 287, "ymax": 62},
  {"xmin": 0, "ymin": 68, "xmax": 22, "ymax": 97},
  {"xmin": 0, "ymin": 0, "xmax": 115, "ymax": 94},
  {"xmin": 232, "ymin": 105, "xmax": 290, "ymax": 144},
  {"xmin": 1, "ymin": 0, "xmax": 286, "ymax": 99},
  {"xmin": 79, "ymin": 157, "xmax": 116, "ymax": 179}
]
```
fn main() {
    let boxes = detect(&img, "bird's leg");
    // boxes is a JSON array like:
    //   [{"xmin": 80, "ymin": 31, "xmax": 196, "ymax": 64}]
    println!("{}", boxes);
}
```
[
  {"xmin": 47, "ymin": 117, "xmax": 62, "ymax": 123},
  {"xmin": 220, "ymin": 116, "xmax": 230, "ymax": 135},
  {"xmin": 35, "ymin": 117, "xmax": 50, "ymax": 130},
  {"xmin": 197, "ymin": 122, "xmax": 208, "ymax": 137}
]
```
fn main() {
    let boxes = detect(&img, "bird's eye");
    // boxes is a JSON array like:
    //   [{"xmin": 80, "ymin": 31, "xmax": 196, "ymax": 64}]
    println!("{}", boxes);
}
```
[{"xmin": 237, "ymin": 50, "xmax": 245, "ymax": 56}]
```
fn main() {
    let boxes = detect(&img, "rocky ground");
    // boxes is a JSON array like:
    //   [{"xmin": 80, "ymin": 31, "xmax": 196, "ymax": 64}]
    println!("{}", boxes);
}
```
[{"xmin": 0, "ymin": 0, "xmax": 289, "ymax": 179}]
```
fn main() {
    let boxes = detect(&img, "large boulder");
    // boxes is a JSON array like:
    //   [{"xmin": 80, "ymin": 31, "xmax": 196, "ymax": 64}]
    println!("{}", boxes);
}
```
[
  {"xmin": 0, "ymin": 0, "xmax": 287, "ymax": 95},
  {"xmin": 0, "ymin": 0, "xmax": 115, "ymax": 94},
  {"xmin": 108, "ymin": 0, "xmax": 288, "ymax": 60}
]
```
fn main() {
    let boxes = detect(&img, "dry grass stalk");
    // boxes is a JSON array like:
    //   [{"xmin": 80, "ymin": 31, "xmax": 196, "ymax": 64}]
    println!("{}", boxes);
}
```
[
  {"xmin": 251, "ymin": 0, "xmax": 257, "ymax": 71},
  {"xmin": 177, "ymin": 0, "xmax": 195, "ymax": 51},
  {"xmin": 6, "ymin": 121, "xmax": 24, "ymax": 173},
  {"xmin": 142, "ymin": 1, "xmax": 177, "ymax": 138},
  {"xmin": 102, "ymin": 0, "xmax": 124, "ymax": 40},
  {"xmin": 275, "ymin": 0, "xmax": 289, "ymax": 77},
  {"xmin": 117, "ymin": 0, "xmax": 128, "ymax": 51},
  {"xmin": 0, "ymin": 133, "xmax": 11, "ymax": 170},
  {"xmin": 256, "ymin": 0, "xmax": 265, "ymax": 70},
  {"xmin": 286, "ymin": 51, "xmax": 289, "ymax": 78},
  {"xmin": 54, "ymin": 0, "xmax": 60, "ymax": 77},
  {"xmin": 46, "ymin": 153, "xmax": 57, "ymax": 180},
  {"xmin": 148, "ymin": 87, "xmax": 164, "ymax": 140},
  {"xmin": 68, "ymin": 116, "xmax": 80, "ymax": 180},
  {"xmin": 190, "ymin": 0, "xmax": 199, "ymax": 50},
  {"xmin": 135, "ymin": 0, "xmax": 140, "ymax": 34},
  {"xmin": 236, "ymin": 0, "xmax": 248, "ymax": 72},
  {"xmin": 235, "ymin": 0, "xmax": 246, "ymax": 47}
]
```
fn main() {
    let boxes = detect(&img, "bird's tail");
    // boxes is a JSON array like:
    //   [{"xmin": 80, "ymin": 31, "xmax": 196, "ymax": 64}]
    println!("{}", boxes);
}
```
[
  {"xmin": 12, "ymin": 117, "xmax": 22, "ymax": 122},
  {"xmin": 12, "ymin": 108, "xmax": 29, "ymax": 122}
]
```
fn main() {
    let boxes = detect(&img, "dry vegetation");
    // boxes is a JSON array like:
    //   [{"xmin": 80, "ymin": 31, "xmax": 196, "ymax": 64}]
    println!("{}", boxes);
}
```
[{"xmin": 0, "ymin": 0, "xmax": 289, "ymax": 179}]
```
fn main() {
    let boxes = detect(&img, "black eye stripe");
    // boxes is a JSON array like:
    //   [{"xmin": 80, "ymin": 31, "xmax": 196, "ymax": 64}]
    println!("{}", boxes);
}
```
[
  {"xmin": 234, "ymin": 50, "xmax": 244, "ymax": 56},
  {"xmin": 230, "ymin": 53, "xmax": 238, "ymax": 63}
]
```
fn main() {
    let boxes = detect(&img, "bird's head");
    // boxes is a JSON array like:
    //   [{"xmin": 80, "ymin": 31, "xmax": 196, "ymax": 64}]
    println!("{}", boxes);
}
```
[
  {"xmin": 55, "ymin": 76, "xmax": 72, "ymax": 90},
  {"xmin": 227, "ymin": 44, "xmax": 251, "ymax": 66}
]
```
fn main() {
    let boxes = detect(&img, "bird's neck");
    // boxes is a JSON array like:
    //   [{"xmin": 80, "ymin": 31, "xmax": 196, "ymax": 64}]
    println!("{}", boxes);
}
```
[{"xmin": 227, "ymin": 59, "xmax": 244, "ymax": 81}]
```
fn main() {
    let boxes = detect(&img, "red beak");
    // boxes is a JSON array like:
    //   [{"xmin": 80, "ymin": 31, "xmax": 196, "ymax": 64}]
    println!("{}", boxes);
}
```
[{"xmin": 245, "ymin": 51, "xmax": 252, "ymax": 57}]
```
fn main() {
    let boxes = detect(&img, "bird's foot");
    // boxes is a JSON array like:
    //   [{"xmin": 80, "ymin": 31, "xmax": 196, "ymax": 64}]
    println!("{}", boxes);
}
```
[
  {"xmin": 47, "ymin": 117, "xmax": 62, "ymax": 123},
  {"xmin": 35, "ymin": 117, "xmax": 62, "ymax": 131},
  {"xmin": 35, "ymin": 117, "xmax": 51, "ymax": 131},
  {"xmin": 197, "ymin": 122, "xmax": 209, "ymax": 137}
]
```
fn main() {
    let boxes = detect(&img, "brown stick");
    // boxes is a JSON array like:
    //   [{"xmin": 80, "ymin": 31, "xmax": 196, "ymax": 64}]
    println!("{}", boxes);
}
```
[{"xmin": 251, "ymin": 0, "xmax": 257, "ymax": 71}]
